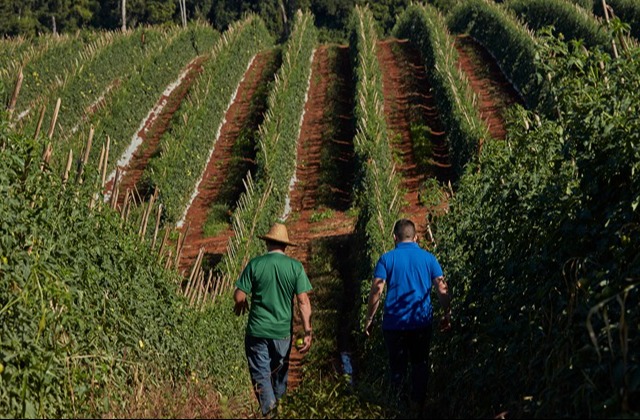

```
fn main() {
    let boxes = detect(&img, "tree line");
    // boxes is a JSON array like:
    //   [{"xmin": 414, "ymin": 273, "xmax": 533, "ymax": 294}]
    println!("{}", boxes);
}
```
[{"xmin": 0, "ymin": 0, "xmax": 426, "ymax": 41}]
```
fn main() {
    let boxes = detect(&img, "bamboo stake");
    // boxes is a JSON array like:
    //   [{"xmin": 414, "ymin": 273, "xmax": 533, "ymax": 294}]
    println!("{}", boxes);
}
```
[
  {"xmin": 97, "ymin": 144, "xmax": 105, "ymax": 181},
  {"xmin": 120, "ymin": 188, "xmax": 130, "ymax": 219},
  {"xmin": 77, "ymin": 126, "xmax": 94, "ymax": 183},
  {"xmin": 158, "ymin": 226, "xmax": 170, "ymax": 260},
  {"xmin": 601, "ymin": 0, "xmax": 619, "ymax": 59},
  {"xmin": 140, "ymin": 188, "xmax": 158, "ymax": 239},
  {"xmin": 200, "ymin": 270, "xmax": 213, "ymax": 310},
  {"xmin": 101, "ymin": 136, "xmax": 110, "ymax": 189},
  {"xmin": 62, "ymin": 149, "xmax": 73, "ymax": 187},
  {"xmin": 34, "ymin": 104, "xmax": 46, "ymax": 139},
  {"xmin": 7, "ymin": 68, "xmax": 23, "ymax": 118},
  {"xmin": 212, "ymin": 276, "xmax": 222, "ymax": 303},
  {"xmin": 173, "ymin": 231, "xmax": 183, "ymax": 268},
  {"xmin": 164, "ymin": 249, "xmax": 173, "ymax": 270},
  {"xmin": 185, "ymin": 248, "xmax": 204, "ymax": 297},
  {"xmin": 124, "ymin": 193, "xmax": 133, "ymax": 222},
  {"xmin": 110, "ymin": 168, "xmax": 121, "ymax": 209},
  {"xmin": 151, "ymin": 203, "xmax": 163, "ymax": 249},
  {"xmin": 190, "ymin": 270, "xmax": 205, "ymax": 306},
  {"xmin": 47, "ymin": 98, "xmax": 61, "ymax": 140},
  {"xmin": 174, "ymin": 223, "xmax": 189, "ymax": 268}
]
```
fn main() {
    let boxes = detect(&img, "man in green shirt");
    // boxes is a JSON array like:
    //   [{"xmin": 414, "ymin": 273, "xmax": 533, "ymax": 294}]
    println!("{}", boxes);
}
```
[{"xmin": 234, "ymin": 222, "xmax": 313, "ymax": 417}]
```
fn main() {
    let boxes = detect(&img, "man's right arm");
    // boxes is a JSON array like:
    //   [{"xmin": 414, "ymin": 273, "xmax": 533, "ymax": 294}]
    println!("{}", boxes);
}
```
[
  {"xmin": 233, "ymin": 288, "xmax": 249, "ymax": 316},
  {"xmin": 296, "ymin": 292, "xmax": 312, "ymax": 353}
]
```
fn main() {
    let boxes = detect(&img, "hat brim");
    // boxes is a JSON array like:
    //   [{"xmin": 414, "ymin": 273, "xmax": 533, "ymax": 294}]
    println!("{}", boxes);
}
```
[{"xmin": 258, "ymin": 234, "xmax": 297, "ymax": 247}]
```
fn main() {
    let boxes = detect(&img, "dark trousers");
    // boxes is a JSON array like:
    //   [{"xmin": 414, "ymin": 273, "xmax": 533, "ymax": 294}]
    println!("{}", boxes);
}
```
[{"xmin": 383, "ymin": 325, "xmax": 433, "ymax": 406}]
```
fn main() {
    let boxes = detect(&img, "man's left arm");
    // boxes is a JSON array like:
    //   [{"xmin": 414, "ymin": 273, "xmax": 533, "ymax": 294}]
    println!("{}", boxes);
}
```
[
  {"xmin": 365, "ymin": 278, "xmax": 385, "ymax": 336},
  {"xmin": 434, "ymin": 276, "xmax": 451, "ymax": 331}
]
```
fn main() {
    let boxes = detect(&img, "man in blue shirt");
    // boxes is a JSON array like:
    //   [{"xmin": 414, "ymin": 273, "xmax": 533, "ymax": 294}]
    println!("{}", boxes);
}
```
[{"xmin": 365, "ymin": 218, "xmax": 451, "ymax": 417}]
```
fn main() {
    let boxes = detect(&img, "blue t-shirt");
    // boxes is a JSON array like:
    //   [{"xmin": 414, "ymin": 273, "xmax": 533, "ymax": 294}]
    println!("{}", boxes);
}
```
[{"xmin": 373, "ymin": 242, "xmax": 443, "ymax": 330}]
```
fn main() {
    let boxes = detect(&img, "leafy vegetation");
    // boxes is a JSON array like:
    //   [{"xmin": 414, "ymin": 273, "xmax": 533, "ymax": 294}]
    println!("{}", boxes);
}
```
[
  {"xmin": 431, "ymin": 32, "xmax": 640, "ymax": 418},
  {"xmin": 447, "ymin": 0, "xmax": 544, "ymax": 110},
  {"xmin": 505, "ymin": 0, "xmax": 612, "ymax": 53},
  {"xmin": 0, "ymin": 118, "xmax": 252, "ymax": 418}
]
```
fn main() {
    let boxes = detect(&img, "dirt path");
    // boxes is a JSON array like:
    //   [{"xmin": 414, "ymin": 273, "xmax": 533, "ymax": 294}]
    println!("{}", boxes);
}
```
[
  {"xmin": 178, "ymin": 50, "xmax": 279, "ymax": 274},
  {"xmin": 103, "ymin": 56, "xmax": 206, "ymax": 207},
  {"xmin": 376, "ymin": 38, "xmax": 453, "ymax": 237},
  {"xmin": 453, "ymin": 34, "xmax": 524, "ymax": 142},
  {"xmin": 284, "ymin": 44, "xmax": 357, "ymax": 390}
]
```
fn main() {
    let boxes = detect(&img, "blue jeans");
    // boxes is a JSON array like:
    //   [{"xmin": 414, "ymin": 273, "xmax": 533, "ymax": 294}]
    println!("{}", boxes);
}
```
[
  {"xmin": 383, "ymin": 325, "xmax": 433, "ymax": 407},
  {"xmin": 245, "ymin": 335, "xmax": 292, "ymax": 416}
]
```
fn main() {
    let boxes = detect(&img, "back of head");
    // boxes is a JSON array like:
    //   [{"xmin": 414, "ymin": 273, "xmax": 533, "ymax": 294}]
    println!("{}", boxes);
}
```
[{"xmin": 393, "ymin": 219, "xmax": 416, "ymax": 241}]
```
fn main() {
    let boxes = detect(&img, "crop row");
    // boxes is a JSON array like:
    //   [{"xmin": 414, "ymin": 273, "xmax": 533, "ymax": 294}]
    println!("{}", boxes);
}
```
[
  {"xmin": 394, "ymin": 2, "xmax": 491, "ymax": 179},
  {"xmin": 21, "ymin": 26, "xmax": 181, "ymax": 148},
  {"xmin": 220, "ymin": 10, "xmax": 318, "ymax": 284},
  {"xmin": 59, "ymin": 24, "xmax": 217, "ymax": 181},
  {"xmin": 141, "ymin": 16, "xmax": 273, "ymax": 225},
  {"xmin": 505, "ymin": 0, "xmax": 613, "ymax": 53},
  {"xmin": 447, "ymin": 0, "xmax": 543, "ymax": 110},
  {"xmin": 10, "ymin": 31, "xmax": 108, "ymax": 123}
]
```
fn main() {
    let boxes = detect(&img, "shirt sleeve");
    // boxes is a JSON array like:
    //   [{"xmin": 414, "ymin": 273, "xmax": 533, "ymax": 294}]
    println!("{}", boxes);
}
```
[
  {"xmin": 430, "ymin": 255, "xmax": 444, "ymax": 279},
  {"xmin": 295, "ymin": 262, "xmax": 313, "ymax": 294},
  {"xmin": 235, "ymin": 262, "xmax": 253, "ymax": 294},
  {"xmin": 373, "ymin": 255, "xmax": 387, "ymax": 281}
]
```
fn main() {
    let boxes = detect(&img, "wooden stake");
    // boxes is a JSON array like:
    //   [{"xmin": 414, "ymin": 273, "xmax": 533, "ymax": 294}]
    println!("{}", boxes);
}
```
[
  {"xmin": 120, "ymin": 188, "xmax": 130, "ymax": 219},
  {"xmin": 174, "ymin": 223, "xmax": 189, "ymax": 268},
  {"xmin": 200, "ymin": 270, "xmax": 213, "ymax": 310},
  {"xmin": 601, "ymin": 0, "xmax": 619, "ymax": 59},
  {"xmin": 62, "ymin": 149, "xmax": 73, "ymax": 186},
  {"xmin": 101, "ymin": 136, "xmax": 110, "ymax": 189},
  {"xmin": 173, "ymin": 231, "xmax": 183, "ymax": 268},
  {"xmin": 47, "ymin": 98, "xmax": 61, "ymax": 140},
  {"xmin": 97, "ymin": 144, "xmax": 105, "ymax": 180},
  {"xmin": 7, "ymin": 68, "xmax": 23, "ymax": 118},
  {"xmin": 151, "ymin": 203, "xmax": 163, "ymax": 249},
  {"xmin": 164, "ymin": 249, "xmax": 173, "ymax": 270},
  {"xmin": 158, "ymin": 226, "xmax": 170, "ymax": 260},
  {"xmin": 190, "ymin": 270, "xmax": 205, "ymax": 306},
  {"xmin": 185, "ymin": 247, "xmax": 204, "ymax": 298},
  {"xmin": 77, "ymin": 126, "xmax": 94, "ymax": 184},
  {"xmin": 34, "ymin": 104, "xmax": 46, "ymax": 139},
  {"xmin": 110, "ymin": 167, "xmax": 121, "ymax": 209}
]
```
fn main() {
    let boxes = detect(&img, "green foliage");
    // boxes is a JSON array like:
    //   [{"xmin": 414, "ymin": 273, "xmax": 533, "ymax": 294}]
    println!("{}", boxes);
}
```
[
  {"xmin": 447, "ymin": 0, "xmax": 544, "ymax": 110},
  {"xmin": 394, "ymin": 2, "xmax": 491, "ymax": 179},
  {"xmin": 0, "ymin": 122, "xmax": 251, "ymax": 417},
  {"xmin": 348, "ymin": 4, "xmax": 401, "ymax": 276},
  {"xmin": 142, "ymin": 15, "xmax": 273, "ymax": 224},
  {"xmin": 9, "ymin": 31, "xmax": 103, "ymax": 120},
  {"xmin": 594, "ymin": 0, "xmax": 640, "ymax": 40},
  {"xmin": 63, "ymin": 23, "xmax": 216, "ymax": 178},
  {"xmin": 220, "ymin": 9, "xmax": 317, "ymax": 283},
  {"xmin": 505, "ymin": 0, "xmax": 612, "ymax": 53},
  {"xmin": 431, "ymin": 33, "xmax": 640, "ymax": 418}
]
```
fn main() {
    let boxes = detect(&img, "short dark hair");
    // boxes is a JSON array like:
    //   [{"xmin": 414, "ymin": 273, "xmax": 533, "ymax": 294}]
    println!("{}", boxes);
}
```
[{"xmin": 393, "ymin": 219, "xmax": 416, "ymax": 241}]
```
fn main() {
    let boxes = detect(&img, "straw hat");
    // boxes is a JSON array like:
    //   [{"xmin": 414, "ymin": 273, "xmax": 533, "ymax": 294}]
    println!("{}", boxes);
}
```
[{"xmin": 258, "ymin": 223, "xmax": 297, "ymax": 246}]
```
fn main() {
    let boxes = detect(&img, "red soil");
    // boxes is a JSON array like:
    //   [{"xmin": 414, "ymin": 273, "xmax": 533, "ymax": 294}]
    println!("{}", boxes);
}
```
[
  {"xmin": 453, "ymin": 34, "xmax": 524, "ymax": 142},
  {"xmin": 284, "ymin": 44, "xmax": 357, "ymax": 390},
  {"xmin": 177, "ymin": 51, "xmax": 275, "ymax": 273},
  {"xmin": 376, "ymin": 38, "xmax": 453, "ymax": 238},
  {"xmin": 103, "ymin": 56, "xmax": 206, "ymax": 207}
]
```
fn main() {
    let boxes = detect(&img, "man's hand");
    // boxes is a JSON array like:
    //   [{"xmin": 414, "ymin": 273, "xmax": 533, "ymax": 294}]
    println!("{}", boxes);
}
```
[
  {"xmin": 439, "ymin": 310, "xmax": 451, "ymax": 333},
  {"xmin": 365, "ymin": 317, "xmax": 375, "ymax": 337},
  {"xmin": 297, "ymin": 332, "xmax": 313, "ymax": 354},
  {"xmin": 234, "ymin": 299, "xmax": 248, "ymax": 316},
  {"xmin": 233, "ymin": 288, "xmax": 248, "ymax": 316}
]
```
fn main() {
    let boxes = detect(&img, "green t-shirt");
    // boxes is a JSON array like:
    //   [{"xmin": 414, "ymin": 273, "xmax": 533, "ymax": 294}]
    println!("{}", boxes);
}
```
[{"xmin": 235, "ymin": 251, "xmax": 312, "ymax": 339}]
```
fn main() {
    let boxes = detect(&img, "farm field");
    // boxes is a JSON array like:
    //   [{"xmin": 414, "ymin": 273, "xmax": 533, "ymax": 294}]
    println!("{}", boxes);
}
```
[{"xmin": 1, "ymin": 1, "xmax": 639, "ymax": 418}]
